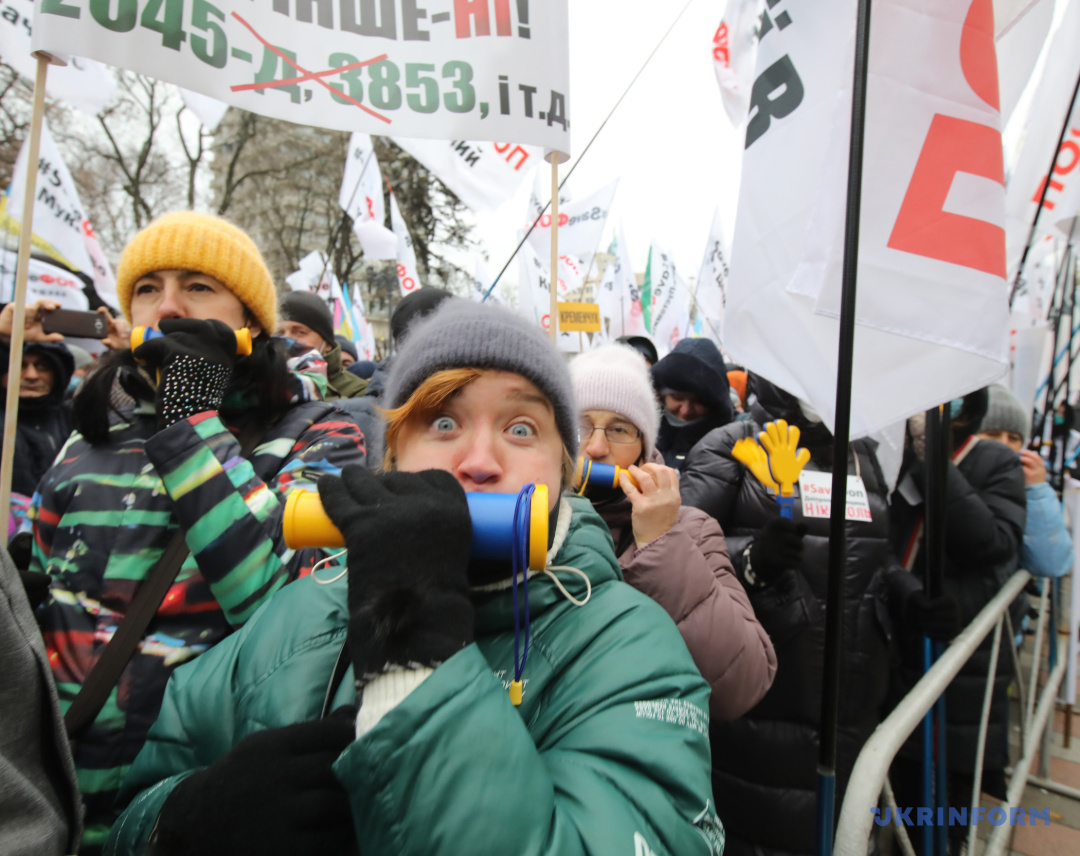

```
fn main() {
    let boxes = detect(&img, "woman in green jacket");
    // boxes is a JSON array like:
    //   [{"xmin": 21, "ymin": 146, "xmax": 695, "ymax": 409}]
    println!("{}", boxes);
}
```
[{"xmin": 108, "ymin": 300, "xmax": 721, "ymax": 856}]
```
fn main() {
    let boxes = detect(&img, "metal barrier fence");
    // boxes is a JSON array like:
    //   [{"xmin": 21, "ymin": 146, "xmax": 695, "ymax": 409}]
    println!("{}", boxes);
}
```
[{"xmin": 833, "ymin": 570, "xmax": 1070, "ymax": 856}]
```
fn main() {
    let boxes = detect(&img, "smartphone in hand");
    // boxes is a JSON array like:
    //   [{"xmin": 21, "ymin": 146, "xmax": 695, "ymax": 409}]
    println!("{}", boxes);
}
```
[{"xmin": 41, "ymin": 308, "xmax": 109, "ymax": 339}]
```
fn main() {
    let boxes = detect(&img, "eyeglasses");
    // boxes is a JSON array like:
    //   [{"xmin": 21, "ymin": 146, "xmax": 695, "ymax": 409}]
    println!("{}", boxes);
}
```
[{"xmin": 578, "ymin": 423, "xmax": 642, "ymax": 445}]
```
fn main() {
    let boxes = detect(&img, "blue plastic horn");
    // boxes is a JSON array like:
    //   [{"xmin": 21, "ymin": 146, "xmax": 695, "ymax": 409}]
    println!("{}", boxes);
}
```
[
  {"xmin": 283, "ymin": 485, "xmax": 550, "ymax": 572},
  {"xmin": 572, "ymin": 456, "xmax": 640, "ymax": 495}
]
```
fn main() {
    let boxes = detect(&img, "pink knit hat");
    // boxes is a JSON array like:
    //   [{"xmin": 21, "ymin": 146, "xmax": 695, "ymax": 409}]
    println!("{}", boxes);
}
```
[{"xmin": 570, "ymin": 344, "xmax": 660, "ymax": 455}]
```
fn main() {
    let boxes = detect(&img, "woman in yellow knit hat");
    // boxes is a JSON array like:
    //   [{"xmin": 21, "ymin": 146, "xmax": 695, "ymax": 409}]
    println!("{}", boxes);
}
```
[{"xmin": 30, "ymin": 212, "xmax": 367, "ymax": 853}]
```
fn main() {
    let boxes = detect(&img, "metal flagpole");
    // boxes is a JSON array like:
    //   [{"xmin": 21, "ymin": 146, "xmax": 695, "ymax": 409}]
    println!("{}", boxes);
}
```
[
  {"xmin": 0, "ymin": 53, "xmax": 53, "ymax": 524},
  {"xmin": 817, "ymin": 2, "xmax": 873, "ymax": 854}
]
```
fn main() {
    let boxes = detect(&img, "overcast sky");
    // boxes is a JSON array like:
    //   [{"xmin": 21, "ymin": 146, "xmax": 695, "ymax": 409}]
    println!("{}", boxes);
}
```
[{"xmin": 474, "ymin": 0, "xmax": 742, "ymax": 296}]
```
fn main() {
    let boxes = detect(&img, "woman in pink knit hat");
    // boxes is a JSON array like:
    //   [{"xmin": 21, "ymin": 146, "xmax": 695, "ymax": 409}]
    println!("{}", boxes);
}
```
[{"xmin": 570, "ymin": 343, "xmax": 776, "ymax": 719}]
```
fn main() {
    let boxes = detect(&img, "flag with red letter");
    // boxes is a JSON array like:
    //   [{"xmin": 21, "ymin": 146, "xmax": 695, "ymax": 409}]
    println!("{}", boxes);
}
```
[
  {"xmin": 393, "ymin": 137, "xmax": 539, "ymax": 213},
  {"xmin": 725, "ymin": 0, "xmax": 1010, "ymax": 438},
  {"xmin": 1003, "ymin": 0, "xmax": 1080, "ymax": 279},
  {"xmin": 3, "ymin": 118, "xmax": 117, "ymax": 309},
  {"xmin": 526, "ymin": 176, "xmax": 618, "ymax": 265},
  {"xmin": 389, "ymin": 192, "xmax": 421, "ymax": 297},
  {"xmin": 339, "ymin": 133, "xmax": 396, "ymax": 260},
  {"xmin": 712, "ymin": 0, "xmax": 763, "ymax": 127}
]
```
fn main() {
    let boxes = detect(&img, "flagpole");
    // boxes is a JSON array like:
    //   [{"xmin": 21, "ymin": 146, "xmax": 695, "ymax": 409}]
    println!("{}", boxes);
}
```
[
  {"xmin": 1009, "ymin": 68, "xmax": 1080, "ymax": 308},
  {"xmin": 548, "ymin": 154, "xmax": 559, "ymax": 342},
  {"xmin": 818, "ymin": 2, "xmax": 872, "ymax": 855},
  {"xmin": 1, "ymin": 53, "xmax": 52, "ymax": 524}
]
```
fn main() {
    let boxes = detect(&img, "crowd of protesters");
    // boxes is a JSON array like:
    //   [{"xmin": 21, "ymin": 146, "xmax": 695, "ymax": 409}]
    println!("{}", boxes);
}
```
[{"xmin": 0, "ymin": 210, "xmax": 1069, "ymax": 856}]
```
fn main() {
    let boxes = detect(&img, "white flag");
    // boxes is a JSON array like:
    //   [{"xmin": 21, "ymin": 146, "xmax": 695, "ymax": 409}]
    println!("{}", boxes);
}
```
[
  {"xmin": 994, "ymin": 0, "xmax": 1054, "ymax": 126},
  {"xmin": 0, "ymin": 252, "xmax": 88, "ymax": 310},
  {"xmin": 4, "ymin": 117, "xmax": 117, "ymax": 309},
  {"xmin": 286, "ymin": 251, "xmax": 341, "ymax": 302},
  {"xmin": 180, "ymin": 88, "xmax": 229, "ymax": 132},
  {"xmin": 1004, "ymin": 0, "xmax": 1080, "ymax": 278},
  {"xmin": 712, "ymin": 0, "xmax": 764, "ymax": 127},
  {"xmin": 646, "ymin": 242, "xmax": 690, "ymax": 357},
  {"xmin": 339, "ymin": 133, "xmax": 396, "ymax": 260},
  {"xmin": 595, "ymin": 224, "xmax": 646, "ymax": 339},
  {"xmin": 726, "ymin": 0, "xmax": 1010, "ymax": 439},
  {"xmin": 394, "ymin": 138, "xmax": 539, "ymax": 213},
  {"xmin": 526, "ymin": 178, "xmax": 618, "ymax": 264},
  {"xmin": 517, "ymin": 240, "xmax": 552, "ymax": 333},
  {"xmin": 389, "ymin": 193, "xmax": 421, "ymax": 297},
  {"xmin": 695, "ymin": 210, "xmax": 730, "ymax": 347},
  {"xmin": 0, "ymin": 0, "xmax": 116, "ymax": 115}
]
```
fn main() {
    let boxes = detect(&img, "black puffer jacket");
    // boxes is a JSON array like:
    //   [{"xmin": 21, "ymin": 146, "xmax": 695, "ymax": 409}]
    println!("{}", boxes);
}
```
[
  {"xmin": 680, "ymin": 380, "xmax": 897, "ymax": 856},
  {"xmin": 651, "ymin": 338, "xmax": 734, "ymax": 471},
  {"xmin": 0, "ymin": 342, "xmax": 74, "ymax": 497},
  {"xmin": 889, "ymin": 436, "xmax": 1026, "ymax": 778}
]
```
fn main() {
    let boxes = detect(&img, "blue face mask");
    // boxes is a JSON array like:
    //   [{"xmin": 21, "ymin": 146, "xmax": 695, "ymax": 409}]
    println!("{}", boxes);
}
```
[
  {"xmin": 67, "ymin": 376, "xmax": 82, "ymax": 395},
  {"xmin": 949, "ymin": 399, "xmax": 964, "ymax": 419}
]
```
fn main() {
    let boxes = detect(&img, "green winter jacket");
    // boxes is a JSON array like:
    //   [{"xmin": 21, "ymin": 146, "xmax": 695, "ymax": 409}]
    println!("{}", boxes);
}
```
[{"xmin": 106, "ymin": 497, "xmax": 723, "ymax": 856}]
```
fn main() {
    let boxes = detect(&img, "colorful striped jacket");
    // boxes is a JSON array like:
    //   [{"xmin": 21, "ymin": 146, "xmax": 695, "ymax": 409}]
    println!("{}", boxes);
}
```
[{"xmin": 32, "ymin": 380, "xmax": 367, "ymax": 850}]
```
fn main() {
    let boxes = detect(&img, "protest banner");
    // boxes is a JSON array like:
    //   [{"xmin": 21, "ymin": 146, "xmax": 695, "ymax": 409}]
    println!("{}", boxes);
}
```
[
  {"xmin": 725, "ymin": 0, "xmax": 1011, "ymax": 440},
  {"xmin": 0, "ymin": 251, "xmax": 88, "ymax": 308},
  {"xmin": 994, "ymin": 0, "xmax": 1054, "ymax": 126},
  {"xmin": 517, "ymin": 238, "xmax": 550, "ymax": 333},
  {"xmin": 339, "ymin": 131, "xmax": 396, "ymax": 258},
  {"xmin": 2, "ymin": 117, "xmax": 117, "ymax": 308},
  {"xmin": 31, "ymin": 0, "xmax": 571, "ymax": 149},
  {"xmin": 0, "ymin": 0, "xmax": 116, "ymax": 114},
  {"xmin": 389, "ymin": 190, "xmax": 421, "ymax": 296},
  {"xmin": 394, "ymin": 136, "xmax": 538, "ymax": 212}
]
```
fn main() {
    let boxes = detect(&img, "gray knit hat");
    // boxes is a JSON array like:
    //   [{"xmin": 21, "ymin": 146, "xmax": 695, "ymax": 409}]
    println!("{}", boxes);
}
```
[
  {"xmin": 384, "ymin": 299, "xmax": 578, "ymax": 455},
  {"xmin": 980, "ymin": 384, "xmax": 1030, "ymax": 445}
]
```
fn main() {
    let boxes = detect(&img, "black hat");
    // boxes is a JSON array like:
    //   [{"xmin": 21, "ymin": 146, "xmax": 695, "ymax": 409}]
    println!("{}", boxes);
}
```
[
  {"xmin": 280, "ymin": 291, "xmax": 335, "ymax": 348},
  {"xmin": 390, "ymin": 287, "xmax": 452, "ymax": 344},
  {"xmin": 335, "ymin": 334, "xmax": 358, "ymax": 362},
  {"xmin": 616, "ymin": 335, "xmax": 659, "ymax": 366}
]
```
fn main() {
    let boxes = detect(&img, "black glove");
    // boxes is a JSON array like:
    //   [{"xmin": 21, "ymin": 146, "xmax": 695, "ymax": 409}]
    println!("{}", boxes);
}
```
[
  {"xmin": 149, "ymin": 707, "xmax": 357, "ymax": 856},
  {"xmin": 747, "ymin": 517, "xmax": 807, "ymax": 586},
  {"xmin": 132, "ymin": 318, "xmax": 240, "ymax": 428},
  {"xmin": 317, "ymin": 466, "xmax": 474, "ymax": 688},
  {"xmin": 17, "ymin": 568, "xmax": 50, "ymax": 610},
  {"xmin": 905, "ymin": 591, "xmax": 961, "ymax": 641}
]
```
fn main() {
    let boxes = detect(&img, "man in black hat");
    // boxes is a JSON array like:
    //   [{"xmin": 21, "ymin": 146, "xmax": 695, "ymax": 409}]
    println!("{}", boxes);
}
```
[{"xmin": 278, "ymin": 292, "xmax": 367, "ymax": 399}]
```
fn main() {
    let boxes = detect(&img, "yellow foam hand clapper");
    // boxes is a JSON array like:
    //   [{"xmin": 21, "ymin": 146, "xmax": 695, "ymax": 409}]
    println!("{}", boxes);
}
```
[
  {"xmin": 757, "ymin": 419, "xmax": 811, "ymax": 498},
  {"xmin": 732, "ymin": 437, "xmax": 779, "ymax": 492}
]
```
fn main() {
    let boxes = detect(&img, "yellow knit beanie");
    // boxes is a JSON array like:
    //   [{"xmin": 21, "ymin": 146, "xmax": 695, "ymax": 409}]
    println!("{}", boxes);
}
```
[{"xmin": 116, "ymin": 212, "xmax": 277, "ymax": 334}]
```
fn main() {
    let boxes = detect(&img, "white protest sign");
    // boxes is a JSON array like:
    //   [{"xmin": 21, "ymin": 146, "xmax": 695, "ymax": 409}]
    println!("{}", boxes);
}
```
[
  {"xmin": 32, "ymin": 0, "xmax": 571, "ymax": 149},
  {"xmin": 0, "ymin": 0, "xmax": 116, "ymax": 115},
  {"xmin": 798, "ymin": 470, "xmax": 873, "ymax": 523},
  {"xmin": 394, "ymin": 136, "xmax": 538, "ymax": 213},
  {"xmin": 517, "ymin": 238, "xmax": 550, "ymax": 332}
]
